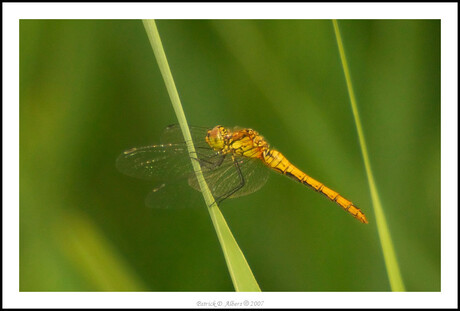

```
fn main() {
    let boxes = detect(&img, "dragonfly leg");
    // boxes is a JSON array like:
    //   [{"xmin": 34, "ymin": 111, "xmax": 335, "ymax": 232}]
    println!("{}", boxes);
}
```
[
  {"xmin": 192, "ymin": 153, "xmax": 226, "ymax": 170},
  {"xmin": 214, "ymin": 156, "xmax": 245, "ymax": 204}
]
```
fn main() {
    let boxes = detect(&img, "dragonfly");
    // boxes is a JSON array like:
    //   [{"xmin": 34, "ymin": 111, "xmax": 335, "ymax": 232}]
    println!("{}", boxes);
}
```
[{"xmin": 116, "ymin": 124, "xmax": 368, "ymax": 224}]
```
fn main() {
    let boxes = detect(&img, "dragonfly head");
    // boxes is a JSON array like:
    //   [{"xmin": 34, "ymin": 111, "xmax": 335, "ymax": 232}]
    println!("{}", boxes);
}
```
[{"xmin": 206, "ymin": 125, "xmax": 228, "ymax": 151}]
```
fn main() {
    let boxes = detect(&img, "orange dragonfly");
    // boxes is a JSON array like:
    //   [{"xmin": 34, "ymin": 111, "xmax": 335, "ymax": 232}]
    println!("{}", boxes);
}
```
[{"xmin": 116, "ymin": 125, "xmax": 368, "ymax": 224}]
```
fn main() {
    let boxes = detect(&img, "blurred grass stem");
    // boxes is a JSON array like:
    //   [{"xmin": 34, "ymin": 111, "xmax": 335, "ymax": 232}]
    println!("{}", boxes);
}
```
[
  {"xmin": 142, "ymin": 20, "xmax": 260, "ymax": 291},
  {"xmin": 333, "ymin": 20, "xmax": 405, "ymax": 291}
]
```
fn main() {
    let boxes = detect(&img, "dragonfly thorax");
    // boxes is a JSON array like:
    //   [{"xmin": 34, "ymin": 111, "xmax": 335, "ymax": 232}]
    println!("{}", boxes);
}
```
[{"xmin": 206, "ymin": 125, "xmax": 269, "ymax": 159}]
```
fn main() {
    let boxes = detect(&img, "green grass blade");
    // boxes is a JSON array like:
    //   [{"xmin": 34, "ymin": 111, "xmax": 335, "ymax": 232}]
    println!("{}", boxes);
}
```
[
  {"xmin": 142, "ymin": 19, "xmax": 260, "ymax": 292},
  {"xmin": 54, "ymin": 210, "xmax": 146, "ymax": 291},
  {"xmin": 332, "ymin": 20, "xmax": 406, "ymax": 291}
]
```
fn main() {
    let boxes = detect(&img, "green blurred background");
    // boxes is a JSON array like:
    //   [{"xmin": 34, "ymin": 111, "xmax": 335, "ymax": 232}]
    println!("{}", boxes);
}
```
[{"xmin": 20, "ymin": 20, "xmax": 440, "ymax": 291}]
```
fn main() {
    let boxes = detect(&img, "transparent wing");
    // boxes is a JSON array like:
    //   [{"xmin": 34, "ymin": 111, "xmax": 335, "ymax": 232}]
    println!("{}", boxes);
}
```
[
  {"xmin": 161, "ymin": 124, "xmax": 211, "ymax": 149},
  {"xmin": 144, "ymin": 178, "xmax": 204, "ymax": 209},
  {"xmin": 188, "ymin": 154, "xmax": 270, "ymax": 199},
  {"xmin": 116, "ymin": 143, "xmax": 194, "ymax": 181},
  {"xmin": 118, "ymin": 124, "xmax": 270, "ymax": 208},
  {"xmin": 116, "ymin": 124, "xmax": 215, "ymax": 182}
]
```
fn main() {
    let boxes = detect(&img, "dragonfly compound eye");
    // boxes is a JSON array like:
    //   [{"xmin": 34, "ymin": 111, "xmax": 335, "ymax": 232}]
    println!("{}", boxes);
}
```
[{"xmin": 206, "ymin": 125, "xmax": 225, "ymax": 151}]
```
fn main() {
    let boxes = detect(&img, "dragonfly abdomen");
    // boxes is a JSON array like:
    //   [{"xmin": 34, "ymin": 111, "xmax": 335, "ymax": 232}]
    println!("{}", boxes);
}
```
[{"xmin": 262, "ymin": 149, "xmax": 368, "ymax": 224}]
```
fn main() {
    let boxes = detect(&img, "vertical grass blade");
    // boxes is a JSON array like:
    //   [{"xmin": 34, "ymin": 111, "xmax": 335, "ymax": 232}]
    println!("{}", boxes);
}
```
[
  {"xmin": 142, "ymin": 20, "xmax": 260, "ymax": 292},
  {"xmin": 332, "ymin": 20, "xmax": 406, "ymax": 291}
]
